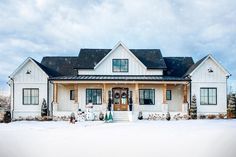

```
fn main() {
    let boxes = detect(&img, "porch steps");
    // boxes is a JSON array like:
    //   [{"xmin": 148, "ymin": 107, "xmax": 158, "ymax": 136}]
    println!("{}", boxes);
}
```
[{"xmin": 113, "ymin": 111, "xmax": 131, "ymax": 121}]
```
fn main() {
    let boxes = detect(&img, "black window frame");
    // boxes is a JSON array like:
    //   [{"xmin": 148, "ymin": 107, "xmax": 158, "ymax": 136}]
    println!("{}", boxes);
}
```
[
  {"xmin": 200, "ymin": 87, "xmax": 217, "ymax": 105},
  {"xmin": 22, "ymin": 88, "xmax": 39, "ymax": 105},
  {"xmin": 139, "ymin": 89, "xmax": 155, "ymax": 105},
  {"xmin": 86, "ymin": 89, "xmax": 102, "ymax": 105},
  {"xmin": 70, "ymin": 90, "xmax": 75, "ymax": 100},
  {"xmin": 112, "ymin": 59, "xmax": 129, "ymax": 72},
  {"xmin": 166, "ymin": 90, "xmax": 172, "ymax": 100}
]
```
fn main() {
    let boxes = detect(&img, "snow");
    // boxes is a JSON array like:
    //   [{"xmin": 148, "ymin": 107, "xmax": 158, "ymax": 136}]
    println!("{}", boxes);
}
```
[{"xmin": 0, "ymin": 120, "xmax": 236, "ymax": 157}]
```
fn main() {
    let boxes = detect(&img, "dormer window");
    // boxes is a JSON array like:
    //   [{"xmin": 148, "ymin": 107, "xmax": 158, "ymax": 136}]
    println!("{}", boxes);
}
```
[{"xmin": 112, "ymin": 59, "xmax": 128, "ymax": 72}]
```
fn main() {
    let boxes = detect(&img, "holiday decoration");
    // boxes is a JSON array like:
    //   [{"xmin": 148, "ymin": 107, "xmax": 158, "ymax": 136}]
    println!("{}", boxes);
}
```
[
  {"xmin": 166, "ymin": 112, "xmax": 171, "ymax": 121},
  {"xmin": 70, "ymin": 112, "xmax": 76, "ymax": 124},
  {"xmin": 41, "ymin": 99, "xmax": 48, "ymax": 117},
  {"xmin": 104, "ymin": 111, "xmax": 108, "ymax": 122},
  {"xmin": 138, "ymin": 111, "xmax": 143, "ymax": 120},
  {"xmin": 108, "ymin": 91, "xmax": 112, "ymax": 111},
  {"xmin": 85, "ymin": 103, "xmax": 95, "ymax": 121},
  {"xmin": 99, "ymin": 112, "xmax": 104, "ymax": 121},
  {"xmin": 190, "ymin": 95, "xmax": 197, "ymax": 119},
  {"xmin": 129, "ymin": 91, "xmax": 133, "ymax": 111},
  {"xmin": 108, "ymin": 111, "xmax": 113, "ymax": 122},
  {"xmin": 227, "ymin": 94, "xmax": 236, "ymax": 118}
]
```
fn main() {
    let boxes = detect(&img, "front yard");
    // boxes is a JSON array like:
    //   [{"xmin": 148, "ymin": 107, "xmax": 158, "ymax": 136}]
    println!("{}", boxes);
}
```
[{"xmin": 0, "ymin": 120, "xmax": 236, "ymax": 157}]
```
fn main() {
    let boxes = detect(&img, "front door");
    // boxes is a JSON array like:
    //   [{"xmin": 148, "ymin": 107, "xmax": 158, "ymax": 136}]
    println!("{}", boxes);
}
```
[{"xmin": 112, "ymin": 88, "xmax": 128, "ymax": 111}]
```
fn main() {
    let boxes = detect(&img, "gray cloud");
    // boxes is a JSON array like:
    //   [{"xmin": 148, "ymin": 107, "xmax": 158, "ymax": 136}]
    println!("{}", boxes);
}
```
[{"xmin": 0, "ymin": 0, "xmax": 236, "ymax": 92}]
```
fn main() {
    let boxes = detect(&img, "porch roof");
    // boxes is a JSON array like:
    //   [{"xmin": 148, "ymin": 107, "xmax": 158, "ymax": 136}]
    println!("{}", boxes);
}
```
[{"xmin": 49, "ymin": 75, "xmax": 190, "ymax": 82}]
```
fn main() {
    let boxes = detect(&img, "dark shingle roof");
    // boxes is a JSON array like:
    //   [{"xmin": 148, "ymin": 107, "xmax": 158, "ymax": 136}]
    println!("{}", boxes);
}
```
[
  {"xmin": 77, "ymin": 49, "xmax": 111, "ymax": 69},
  {"xmin": 184, "ymin": 55, "xmax": 208, "ymax": 76},
  {"xmin": 130, "ymin": 49, "xmax": 166, "ymax": 69},
  {"xmin": 163, "ymin": 57, "xmax": 194, "ymax": 77},
  {"xmin": 49, "ymin": 75, "xmax": 190, "ymax": 81},
  {"xmin": 40, "ymin": 57, "xmax": 78, "ymax": 76},
  {"xmin": 31, "ymin": 58, "xmax": 60, "ymax": 77},
  {"xmin": 76, "ymin": 49, "xmax": 167, "ymax": 69}
]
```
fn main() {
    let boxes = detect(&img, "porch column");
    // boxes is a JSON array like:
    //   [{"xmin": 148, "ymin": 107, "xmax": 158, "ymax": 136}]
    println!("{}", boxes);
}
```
[
  {"xmin": 74, "ymin": 84, "xmax": 78, "ymax": 103},
  {"xmin": 134, "ymin": 83, "xmax": 139, "ymax": 111},
  {"xmin": 74, "ymin": 84, "xmax": 79, "ymax": 111},
  {"xmin": 162, "ymin": 84, "xmax": 168, "ymax": 112},
  {"xmin": 182, "ymin": 84, "xmax": 188, "ymax": 113},
  {"xmin": 53, "ymin": 83, "xmax": 58, "ymax": 111},
  {"xmin": 103, "ymin": 83, "xmax": 108, "ymax": 111}
]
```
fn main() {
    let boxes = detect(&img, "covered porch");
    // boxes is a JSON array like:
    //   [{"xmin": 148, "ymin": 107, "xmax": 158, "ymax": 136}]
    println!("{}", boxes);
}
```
[{"xmin": 51, "ymin": 79, "xmax": 190, "ymax": 119}]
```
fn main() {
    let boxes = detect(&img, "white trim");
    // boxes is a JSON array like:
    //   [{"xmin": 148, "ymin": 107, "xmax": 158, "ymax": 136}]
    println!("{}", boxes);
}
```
[
  {"xmin": 94, "ymin": 41, "xmax": 147, "ymax": 69},
  {"xmin": 9, "ymin": 57, "xmax": 49, "ymax": 79},
  {"xmin": 189, "ymin": 54, "xmax": 231, "ymax": 77}
]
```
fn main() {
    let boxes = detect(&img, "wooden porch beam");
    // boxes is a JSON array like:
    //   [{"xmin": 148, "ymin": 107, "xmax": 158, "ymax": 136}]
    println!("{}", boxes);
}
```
[
  {"xmin": 53, "ymin": 83, "xmax": 58, "ymax": 103},
  {"xmin": 183, "ymin": 84, "xmax": 187, "ymax": 103},
  {"xmin": 162, "ymin": 84, "xmax": 167, "ymax": 104},
  {"xmin": 74, "ymin": 84, "xmax": 78, "ymax": 103}
]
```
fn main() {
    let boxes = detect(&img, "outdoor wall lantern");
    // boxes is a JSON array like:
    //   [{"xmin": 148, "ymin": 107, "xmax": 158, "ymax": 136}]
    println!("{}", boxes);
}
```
[
  {"xmin": 26, "ymin": 70, "xmax": 31, "ymax": 74},
  {"xmin": 208, "ymin": 67, "xmax": 213, "ymax": 73}
]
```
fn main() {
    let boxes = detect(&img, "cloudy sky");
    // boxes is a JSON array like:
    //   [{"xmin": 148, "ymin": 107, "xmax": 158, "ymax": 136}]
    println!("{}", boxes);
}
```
[{"xmin": 0, "ymin": 0, "xmax": 236, "ymax": 94}]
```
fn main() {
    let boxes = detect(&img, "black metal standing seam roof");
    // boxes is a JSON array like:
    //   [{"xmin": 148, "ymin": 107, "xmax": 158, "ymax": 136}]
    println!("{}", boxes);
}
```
[
  {"xmin": 184, "ymin": 55, "xmax": 208, "ymax": 76},
  {"xmin": 163, "ymin": 57, "xmax": 194, "ymax": 77},
  {"xmin": 49, "ymin": 75, "xmax": 190, "ymax": 81},
  {"xmin": 76, "ymin": 49, "xmax": 167, "ymax": 69},
  {"xmin": 41, "ymin": 57, "xmax": 79, "ymax": 76}
]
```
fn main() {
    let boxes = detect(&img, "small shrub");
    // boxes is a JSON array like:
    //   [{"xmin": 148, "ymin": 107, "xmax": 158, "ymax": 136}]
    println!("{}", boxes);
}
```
[
  {"xmin": 207, "ymin": 114, "xmax": 216, "ymax": 119},
  {"xmin": 199, "ymin": 115, "xmax": 206, "ymax": 119},
  {"xmin": 218, "ymin": 113, "xmax": 226, "ymax": 119}
]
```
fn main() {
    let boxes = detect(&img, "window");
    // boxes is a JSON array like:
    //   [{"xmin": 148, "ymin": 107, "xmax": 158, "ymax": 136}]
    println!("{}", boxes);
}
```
[
  {"xmin": 112, "ymin": 59, "xmax": 128, "ymax": 72},
  {"xmin": 23, "ymin": 88, "xmax": 39, "ymax": 105},
  {"xmin": 70, "ymin": 90, "xmax": 75, "ymax": 100},
  {"xmin": 86, "ymin": 89, "xmax": 102, "ymax": 105},
  {"xmin": 166, "ymin": 90, "xmax": 172, "ymax": 100},
  {"xmin": 200, "ymin": 88, "xmax": 217, "ymax": 105},
  {"xmin": 139, "ymin": 89, "xmax": 155, "ymax": 105}
]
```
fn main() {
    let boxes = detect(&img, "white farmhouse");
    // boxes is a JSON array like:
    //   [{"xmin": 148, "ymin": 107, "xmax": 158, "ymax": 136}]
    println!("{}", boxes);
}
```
[{"xmin": 8, "ymin": 42, "xmax": 230, "ymax": 120}]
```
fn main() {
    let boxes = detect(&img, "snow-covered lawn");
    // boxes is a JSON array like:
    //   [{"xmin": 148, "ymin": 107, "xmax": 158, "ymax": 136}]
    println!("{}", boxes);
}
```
[{"xmin": 0, "ymin": 120, "xmax": 236, "ymax": 157}]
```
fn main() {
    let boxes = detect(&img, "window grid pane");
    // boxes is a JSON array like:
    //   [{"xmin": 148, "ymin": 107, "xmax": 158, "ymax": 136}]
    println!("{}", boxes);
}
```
[
  {"xmin": 139, "ymin": 89, "xmax": 155, "ymax": 105},
  {"xmin": 23, "ymin": 89, "xmax": 39, "ymax": 105},
  {"xmin": 200, "ymin": 88, "xmax": 217, "ymax": 105}
]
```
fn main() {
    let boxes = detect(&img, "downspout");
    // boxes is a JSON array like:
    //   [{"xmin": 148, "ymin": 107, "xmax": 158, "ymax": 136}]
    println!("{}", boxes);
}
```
[
  {"xmin": 47, "ymin": 78, "xmax": 50, "ymax": 116},
  {"xmin": 189, "ymin": 80, "xmax": 192, "ymax": 115},
  {"xmin": 9, "ymin": 77, "xmax": 14, "ymax": 119}
]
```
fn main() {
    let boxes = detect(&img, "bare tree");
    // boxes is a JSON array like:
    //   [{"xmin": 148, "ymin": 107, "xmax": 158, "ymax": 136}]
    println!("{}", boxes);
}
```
[{"xmin": 0, "ymin": 95, "xmax": 10, "ymax": 110}]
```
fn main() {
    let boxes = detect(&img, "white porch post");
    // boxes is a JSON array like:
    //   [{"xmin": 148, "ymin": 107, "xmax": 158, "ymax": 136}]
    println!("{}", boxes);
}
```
[
  {"xmin": 162, "ymin": 84, "xmax": 168, "ymax": 112},
  {"xmin": 53, "ymin": 83, "xmax": 58, "ymax": 112},
  {"xmin": 182, "ymin": 84, "xmax": 188, "ymax": 113}
]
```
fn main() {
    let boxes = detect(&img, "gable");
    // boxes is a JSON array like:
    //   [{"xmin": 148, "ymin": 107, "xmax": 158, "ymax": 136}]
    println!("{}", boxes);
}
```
[
  {"xmin": 76, "ymin": 42, "xmax": 167, "ymax": 70},
  {"xmin": 12, "ymin": 59, "xmax": 48, "ymax": 83},
  {"xmin": 186, "ymin": 55, "xmax": 230, "ymax": 78},
  {"xmin": 91, "ymin": 44, "xmax": 157, "ymax": 75},
  {"xmin": 191, "ymin": 57, "xmax": 229, "ymax": 82}
]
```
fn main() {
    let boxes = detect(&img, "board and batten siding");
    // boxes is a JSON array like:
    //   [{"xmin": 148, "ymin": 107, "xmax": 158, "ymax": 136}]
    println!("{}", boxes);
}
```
[
  {"xmin": 78, "ymin": 45, "xmax": 163, "ymax": 75},
  {"xmin": 11, "ymin": 60, "xmax": 48, "ymax": 118},
  {"xmin": 191, "ymin": 57, "xmax": 228, "ymax": 114}
]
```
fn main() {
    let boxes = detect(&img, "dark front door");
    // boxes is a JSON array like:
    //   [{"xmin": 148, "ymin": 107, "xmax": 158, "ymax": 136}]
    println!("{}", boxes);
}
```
[{"xmin": 112, "ymin": 88, "xmax": 128, "ymax": 111}]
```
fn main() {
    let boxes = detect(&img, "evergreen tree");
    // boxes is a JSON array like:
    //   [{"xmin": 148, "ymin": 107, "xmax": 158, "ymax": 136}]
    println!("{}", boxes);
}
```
[
  {"xmin": 227, "ymin": 94, "xmax": 236, "ymax": 118},
  {"xmin": 108, "ymin": 111, "xmax": 113, "ymax": 122},
  {"xmin": 190, "ymin": 95, "xmax": 197, "ymax": 119},
  {"xmin": 41, "ymin": 99, "xmax": 47, "ymax": 117},
  {"xmin": 104, "ymin": 112, "xmax": 108, "ymax": 122}
]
